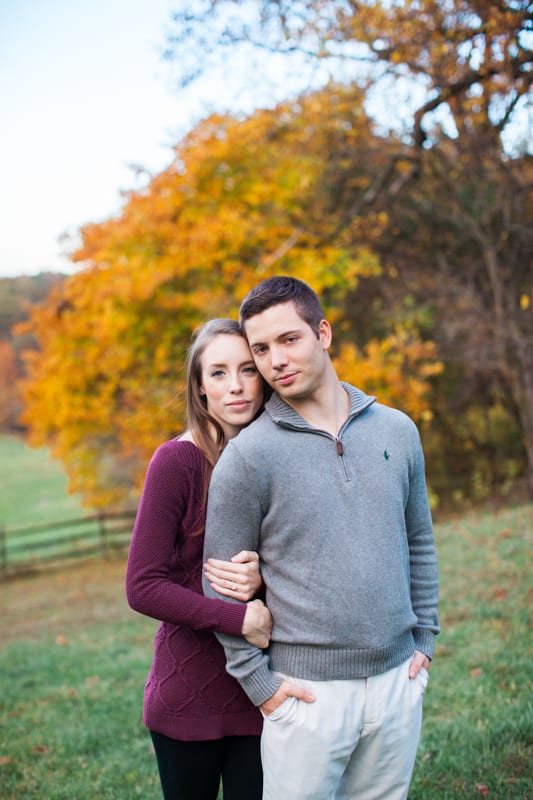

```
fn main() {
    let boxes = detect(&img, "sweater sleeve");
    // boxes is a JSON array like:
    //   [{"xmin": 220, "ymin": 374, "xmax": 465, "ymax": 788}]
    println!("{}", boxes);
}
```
[
  {"xmin": 405, "ymin": 424, "xmax": 440, "ymax": 658},
  {"xmin": 125, "ymin": 441, "xmax": 246, "ymax": 637},
  {"xmin": 203, "ymin": 442, "xmax": 283, "ymax": 706}
]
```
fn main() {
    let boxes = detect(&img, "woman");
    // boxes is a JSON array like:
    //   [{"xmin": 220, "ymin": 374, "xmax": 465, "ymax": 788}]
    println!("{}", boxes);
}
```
[{"xmin": 126, "ymin": 319, "xmax": 270, "ymax": 800}]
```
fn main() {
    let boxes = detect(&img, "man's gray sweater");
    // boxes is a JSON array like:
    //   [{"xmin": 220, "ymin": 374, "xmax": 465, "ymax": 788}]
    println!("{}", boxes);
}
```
[{"xmin": 203, "ymin": 384, "xmax": 440, "ymax": 707}]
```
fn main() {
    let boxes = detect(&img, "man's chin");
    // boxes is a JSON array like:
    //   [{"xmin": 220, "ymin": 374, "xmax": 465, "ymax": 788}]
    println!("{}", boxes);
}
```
[{"xmin": 275, "ymin": 385, "xmax": 305, "ymax": 401}]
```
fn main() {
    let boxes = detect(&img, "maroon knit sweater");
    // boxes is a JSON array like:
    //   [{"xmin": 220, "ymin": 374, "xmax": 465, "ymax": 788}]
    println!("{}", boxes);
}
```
[{"xmin": 125, "ymin": 438, "xmax": 263, "ymax": 741}]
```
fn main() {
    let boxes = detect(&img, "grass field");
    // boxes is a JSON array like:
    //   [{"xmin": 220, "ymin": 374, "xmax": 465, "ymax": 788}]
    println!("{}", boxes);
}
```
[
  {"xmin": 0, "ymin": 437, "xmax": 136, "ymax": 571},
  {"xmin": 0, "ymin": 436, "xmax": 531, "ymax": 798},
  {"xmin": 0, "ymin": 435, "xmax": 84, "ymax": 529}
]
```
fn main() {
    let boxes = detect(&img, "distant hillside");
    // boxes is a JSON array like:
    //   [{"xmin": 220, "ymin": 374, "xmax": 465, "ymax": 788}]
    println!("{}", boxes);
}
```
[{"xmin": 0, "ymin": 272, "xmax": 66, "ymax": 340}]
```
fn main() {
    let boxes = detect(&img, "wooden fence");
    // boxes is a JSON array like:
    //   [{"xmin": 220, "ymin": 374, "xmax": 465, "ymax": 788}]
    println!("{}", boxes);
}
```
[{"xmin": 0, "ymin": 511, "xmax": 137, "ymax": 577}]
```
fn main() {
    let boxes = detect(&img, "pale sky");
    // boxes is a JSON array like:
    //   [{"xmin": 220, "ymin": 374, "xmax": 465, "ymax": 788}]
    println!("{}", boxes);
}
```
[
  {"xmin": 0, "ymin": 0, "xmax": 322, "ymax": 278},
  {"xmin": 0, "ymin": 0, "xmax": 200, "ymax": 277},
  {"xmin": 1, "ymin": 1, "xmax": 528, "ymax": 278}
]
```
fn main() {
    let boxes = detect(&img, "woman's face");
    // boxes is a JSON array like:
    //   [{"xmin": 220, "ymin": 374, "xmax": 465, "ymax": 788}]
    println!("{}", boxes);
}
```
[{"xmin": 200, "ymin": 334, "xmax": 264, "ymax": 439}]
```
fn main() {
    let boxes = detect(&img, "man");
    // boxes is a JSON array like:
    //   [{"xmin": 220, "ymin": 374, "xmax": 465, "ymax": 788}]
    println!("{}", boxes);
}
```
[{"xmin": 203, "ymin": 276, "xmax": 439, "ymax": 799}]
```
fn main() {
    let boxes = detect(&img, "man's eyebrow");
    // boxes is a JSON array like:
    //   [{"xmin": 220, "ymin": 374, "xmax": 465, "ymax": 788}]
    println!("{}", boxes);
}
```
[{"xmin": 250, "ymin": 329, "xmax": 302, "ymax": 347}]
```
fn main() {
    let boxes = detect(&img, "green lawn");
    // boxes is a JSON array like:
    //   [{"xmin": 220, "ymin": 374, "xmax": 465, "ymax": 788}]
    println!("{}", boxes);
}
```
[
  {"xmin": 410, "ymin": 502, "xmax": 532, "ymax": 798},
  {"xmin": 0, "ymin": 435, "xmax": 84, "ymax": 528},
  {"xmin": 0, "ymin": 559, "xmax": 159, "ymax": 799},
  {"xmin": 0, "ymin": 435, "xmax": 531, "ymax": 798}
]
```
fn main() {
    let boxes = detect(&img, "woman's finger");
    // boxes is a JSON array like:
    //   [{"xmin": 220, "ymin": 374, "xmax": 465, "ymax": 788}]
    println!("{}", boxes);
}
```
[
  {"xmin": 205, "ymin": 568, "xmax": 251, "ymax": 592},
  {"xmin": 205, "ymin": 557, "xmax": 241, "ymax": 574},
  {"xmin": 204, "ymin": 566, "xmax": 245, "ymax": 586},
  {"xmin": 231, "ymin": 550, "xmax": 259, "ymax": 564},
  {"xmin": 208, "ymin": 580, "xmax": 248, "ymax": 601}
]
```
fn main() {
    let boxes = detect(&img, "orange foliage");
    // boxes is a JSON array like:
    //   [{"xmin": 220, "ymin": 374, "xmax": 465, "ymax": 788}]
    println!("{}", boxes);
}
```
[
  {"xmin": 333, "ymin": 332, "xmax": 443, "ymax": 423},
  {"xmin": 18, "ymin": 85, "xmax": 439, "ymax": 508}
]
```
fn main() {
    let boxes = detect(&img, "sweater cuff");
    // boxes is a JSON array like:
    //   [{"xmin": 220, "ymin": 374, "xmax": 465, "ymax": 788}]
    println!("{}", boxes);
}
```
[
  {"xmin": 216, "ymin": 600, "xmax": 247, "ymax": 637},
  {"xmin": 413, "ymin": 628, "xmax": 436, "ymax": 660},
  {"xmin": 239, "ymin": 664, "xmax": 284, "ymax": 707}
]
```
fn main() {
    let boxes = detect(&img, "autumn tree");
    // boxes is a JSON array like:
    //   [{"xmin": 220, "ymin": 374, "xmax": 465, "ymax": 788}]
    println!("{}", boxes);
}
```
[
  {"xmin": 165, "ymin": 0, "xmax": 533, "ymax": 495},
  {"xmin": 0, "ymin": 274, "xmax": 64, "ymax": 433},
  {"xmin": 19, "ymin": 87, "xmax": 441, "ymax": 508},
  {"xmin": 18, "ymin": 1, "xmax": 532, "ymax": 505},
  {"xmin": 166, "ymin": 1, "xmax": 531, "ymax": 149}
]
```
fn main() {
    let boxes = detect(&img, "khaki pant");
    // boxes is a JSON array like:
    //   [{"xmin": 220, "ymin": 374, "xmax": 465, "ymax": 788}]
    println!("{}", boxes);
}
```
[{"xmin": 260, "ymin": 658, "xmax": 428, "ymax": 800}]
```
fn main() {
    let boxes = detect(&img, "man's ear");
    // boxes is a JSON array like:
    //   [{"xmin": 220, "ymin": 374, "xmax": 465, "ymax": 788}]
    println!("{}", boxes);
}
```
[{"xmin": 318, "ymin": 319, "xmax": 332, "ymax": 350}]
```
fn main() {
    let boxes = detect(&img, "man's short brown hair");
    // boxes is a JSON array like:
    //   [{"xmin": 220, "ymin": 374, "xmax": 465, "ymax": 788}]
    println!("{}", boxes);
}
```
[{"xmin": 239, "ymin": 276, "xmax": 324, "ymax": 338}]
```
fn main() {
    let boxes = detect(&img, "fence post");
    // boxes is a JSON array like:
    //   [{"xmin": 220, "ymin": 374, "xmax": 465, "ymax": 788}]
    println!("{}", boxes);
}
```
[
  {"xmin": 0, "ymin": 524, "xmax": 6, "ymax": 572},
  {"xmin": 98, "ymin": 512, "xmax": 108, "ymax": 559}
]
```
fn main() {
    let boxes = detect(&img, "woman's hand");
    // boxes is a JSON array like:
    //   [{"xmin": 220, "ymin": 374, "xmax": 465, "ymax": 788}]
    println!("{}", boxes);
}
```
[
  {"xmin": 241, "ymin": 599, "xmax": 272, "ymax": 649},
  {"xmin": 204, "ymin": 550, "xmax": 262, "ymax": 601}
]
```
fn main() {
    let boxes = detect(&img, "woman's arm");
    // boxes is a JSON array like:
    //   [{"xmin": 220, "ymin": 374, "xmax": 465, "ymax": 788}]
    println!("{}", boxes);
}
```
[{"xmin": 126, "ymin": 441, "xmax": 249, "ymax": 638}]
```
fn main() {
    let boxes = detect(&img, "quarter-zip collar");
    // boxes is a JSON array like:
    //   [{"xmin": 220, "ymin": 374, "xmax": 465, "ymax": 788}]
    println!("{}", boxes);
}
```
[{"xmin": 265, "ymin": 382, "xmax": 376, "ymax": 432}]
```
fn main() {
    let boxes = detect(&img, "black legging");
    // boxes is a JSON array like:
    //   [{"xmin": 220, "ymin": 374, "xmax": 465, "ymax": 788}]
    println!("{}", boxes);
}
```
[{"xmin": 150, "ymin": 731, "xmax": 263, "ymax": 800}]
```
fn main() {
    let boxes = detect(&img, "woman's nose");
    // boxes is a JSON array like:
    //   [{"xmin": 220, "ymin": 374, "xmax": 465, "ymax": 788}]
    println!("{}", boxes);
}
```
[{"xmin": 229, "ymin": 375, "xmax": 244, "ymax": 393}]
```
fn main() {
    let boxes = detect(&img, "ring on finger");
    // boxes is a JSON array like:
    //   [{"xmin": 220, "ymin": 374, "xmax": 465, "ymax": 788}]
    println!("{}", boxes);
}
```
[{"xmin": 231, "ymin": 581, "xmax": 237, "ymax": 591}]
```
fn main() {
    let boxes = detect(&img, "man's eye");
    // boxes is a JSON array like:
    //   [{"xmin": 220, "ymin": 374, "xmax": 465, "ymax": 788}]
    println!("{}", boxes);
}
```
[{"xmin": 253, "ymin": 347, "xmax": 266, "ymax": 356}]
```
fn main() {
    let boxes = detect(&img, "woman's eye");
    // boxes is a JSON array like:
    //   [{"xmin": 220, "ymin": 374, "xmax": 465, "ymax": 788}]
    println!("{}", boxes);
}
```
[
  {"xmin": 243, "ymin": 366, "xmax": 257, "ymax": 374},
  {"xmin": 211, "ymin": 369, "xmax": 225, "ymax": 378}
]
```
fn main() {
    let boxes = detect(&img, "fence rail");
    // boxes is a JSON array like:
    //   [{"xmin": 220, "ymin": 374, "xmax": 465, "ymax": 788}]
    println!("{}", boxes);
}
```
[{"xmin": 0, "ymin": 511, "xmax": 137, "ymax": 576}]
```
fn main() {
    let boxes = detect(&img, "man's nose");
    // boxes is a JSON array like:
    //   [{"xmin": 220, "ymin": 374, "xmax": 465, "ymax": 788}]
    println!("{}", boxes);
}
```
[{"xmin": 270, "ymin": 346, "xmax": 288, "ymax": 370}]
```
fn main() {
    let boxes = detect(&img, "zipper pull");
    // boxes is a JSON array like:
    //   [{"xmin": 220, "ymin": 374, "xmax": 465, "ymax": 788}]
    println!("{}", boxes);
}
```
[{"xmin": 336, "ymin": 439, "xmax": 344, "ymax": 456}]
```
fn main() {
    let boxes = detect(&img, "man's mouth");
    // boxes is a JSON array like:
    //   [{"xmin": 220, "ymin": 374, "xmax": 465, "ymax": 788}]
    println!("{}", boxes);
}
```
[{"xmin": 275, "ymin": 372, "xmax": 298, "ymax": 385}]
